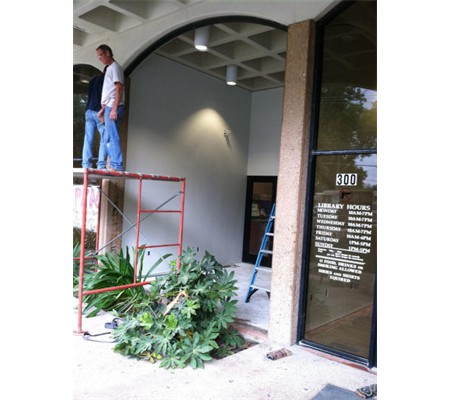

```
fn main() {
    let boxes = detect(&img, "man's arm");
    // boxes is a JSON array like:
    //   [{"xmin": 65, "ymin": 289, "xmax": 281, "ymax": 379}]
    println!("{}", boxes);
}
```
[
  {"xmin": 109, "ymin": 82, "xmax": 123, "ymax": 121},
  {"xmin": 97, "ymin": 104, "xmax": 105, "ymax": 121}
]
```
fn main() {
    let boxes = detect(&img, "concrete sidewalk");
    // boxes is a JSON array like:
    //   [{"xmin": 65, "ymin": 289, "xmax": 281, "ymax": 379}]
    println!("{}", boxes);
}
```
[{"xmin": 74, "ymin": 309, "xmax": 377, "ymax": 400}]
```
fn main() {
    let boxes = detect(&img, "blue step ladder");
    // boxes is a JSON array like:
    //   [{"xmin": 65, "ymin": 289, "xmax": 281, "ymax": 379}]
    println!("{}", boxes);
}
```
[{"xmin": 245, "ymin": 203, "xmax": 275, "ymax": 303}]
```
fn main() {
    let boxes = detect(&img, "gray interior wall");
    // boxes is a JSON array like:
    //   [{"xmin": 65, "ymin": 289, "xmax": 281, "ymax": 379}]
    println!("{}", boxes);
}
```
[
  {"xmin": 122, "ymin": 54, "xmax": 252, "ymax": 271},
  {"xmin": 247, "ymin": 87, "xmax": 283, "ymax": 176}
]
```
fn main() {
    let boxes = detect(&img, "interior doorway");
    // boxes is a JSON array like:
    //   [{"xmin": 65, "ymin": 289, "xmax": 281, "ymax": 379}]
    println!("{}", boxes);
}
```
[{"xmin": 242, "ymin": 176, "xmax": 277, "ymax": 267}]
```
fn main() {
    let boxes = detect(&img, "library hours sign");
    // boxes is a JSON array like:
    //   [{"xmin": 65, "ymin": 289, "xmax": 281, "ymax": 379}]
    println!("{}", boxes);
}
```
[{"xmin": 312, "ymin": 184, "xmax": 374, "ymax": 284}]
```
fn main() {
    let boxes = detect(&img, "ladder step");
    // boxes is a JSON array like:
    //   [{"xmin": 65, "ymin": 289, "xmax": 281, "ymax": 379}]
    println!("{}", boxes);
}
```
[
  {"xmin": 245, "ymin": 203, "xmax": 276, "ymax": 303},
  {"xmin": 250, "ymin": 285, "xmax": 271, "ymax": 292}
]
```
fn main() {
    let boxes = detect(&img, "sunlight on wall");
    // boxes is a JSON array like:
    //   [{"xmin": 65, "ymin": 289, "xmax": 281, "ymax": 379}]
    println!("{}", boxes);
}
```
[{"xmin": 175, "ymin": 107, "xmax": 231, "ymax": 142}]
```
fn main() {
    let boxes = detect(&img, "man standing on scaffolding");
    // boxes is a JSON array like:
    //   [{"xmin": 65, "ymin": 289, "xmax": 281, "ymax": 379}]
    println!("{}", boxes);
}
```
[
  {"xmin": 81, "ymin": 67, "xmax": 106, "ymax": 169},
  {"xmin": 96, "ymin": 44, "xmax": 125, "ymax": 171}
]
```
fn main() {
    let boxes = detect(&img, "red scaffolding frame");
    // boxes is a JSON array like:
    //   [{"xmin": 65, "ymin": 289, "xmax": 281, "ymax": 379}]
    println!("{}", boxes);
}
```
[{"xmin": 73, "ymin": 168, "xmax": 186, "ymax": 334}]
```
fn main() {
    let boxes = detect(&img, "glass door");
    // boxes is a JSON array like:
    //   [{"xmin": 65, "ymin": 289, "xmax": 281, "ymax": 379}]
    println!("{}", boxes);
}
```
[
  {"xmin": 299, "ymin": 1, "xmax": 377, "ymax": 366},
  {"xmin": 242, "ymin": 176, "xmax": 277, "ymax": 267},
  {"xmin": 303, "ymin": 154, "xmax": 376, "ymax": 360}
]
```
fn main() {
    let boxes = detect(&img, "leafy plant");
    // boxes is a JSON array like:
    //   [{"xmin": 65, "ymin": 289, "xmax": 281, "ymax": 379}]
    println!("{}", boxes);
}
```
[
  {"xmin": 75, "ymin": 246, "xmax": 170, "ymax": 317},
  {"xmin": 111, "ymin": 247, "xmax": 245, "ymax": 369}
]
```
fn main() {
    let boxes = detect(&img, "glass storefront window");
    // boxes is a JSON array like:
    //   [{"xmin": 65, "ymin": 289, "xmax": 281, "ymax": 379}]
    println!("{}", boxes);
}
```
[
  {"xmin": 302, "ymin": 1, "xmax": 377, "ymax": 364},
  {"xmin": 316, "ymin": 1, "xmax": 377, "ymax": 151},
  {"xmin": 317, "ymin": 85, "xmax": 377, "ymax": 150},
  {"xmin": 304, "ymin": 154, "xmax": 376, "ymax": 358}
]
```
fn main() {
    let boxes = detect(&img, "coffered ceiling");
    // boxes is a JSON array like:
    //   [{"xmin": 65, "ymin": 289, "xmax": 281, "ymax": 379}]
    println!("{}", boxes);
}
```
[
  {"xmin": 74, "ymin": 1, "xmax": 289, "ymax": 91},
  {"xmin": 74, "ymin": 0, "xmax": 206, "ymax": 44},
  {"xmin": 155, "ymin": 22, "xmax": 287, "ymax": 91},
  {"xmin": 73, "ymin": 1, "xmax": 375, "ymax": 92}
]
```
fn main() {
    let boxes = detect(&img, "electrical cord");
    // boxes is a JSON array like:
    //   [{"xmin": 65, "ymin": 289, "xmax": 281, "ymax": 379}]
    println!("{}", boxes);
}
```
[
  {"xmin": 82, "ymin": 331, "xmax": 114, "ymax": 343},
  {"xmin": 81, "ymin": 318, "xmax": 122, "ymax": 342}
]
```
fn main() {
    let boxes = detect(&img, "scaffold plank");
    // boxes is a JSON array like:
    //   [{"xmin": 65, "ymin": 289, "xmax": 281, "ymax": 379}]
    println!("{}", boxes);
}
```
[{"xmin": 73, "ymin": 168, "xmax": 184, "ymax": 182}]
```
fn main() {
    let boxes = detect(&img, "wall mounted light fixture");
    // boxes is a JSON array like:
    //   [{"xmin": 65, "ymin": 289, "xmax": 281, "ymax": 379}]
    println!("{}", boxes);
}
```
[
  {"xmin": 194, "ymin": 26, "xmax": 210, "ymax": 51},
  {"xmin": 226, "ymin": 65, "xmax": 237, "ymax": 86}
]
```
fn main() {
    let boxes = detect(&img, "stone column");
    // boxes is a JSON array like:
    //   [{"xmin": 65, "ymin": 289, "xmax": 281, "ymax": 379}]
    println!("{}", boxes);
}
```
[{"xmin": 268, "ymin": 20, "xmax": 316, "ymax": 345}]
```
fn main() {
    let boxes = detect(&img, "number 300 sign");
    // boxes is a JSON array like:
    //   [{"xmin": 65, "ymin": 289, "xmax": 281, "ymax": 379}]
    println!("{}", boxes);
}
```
[{"xmin": 336, "ymin": 173, "xmax": 357, "ymax": 186}]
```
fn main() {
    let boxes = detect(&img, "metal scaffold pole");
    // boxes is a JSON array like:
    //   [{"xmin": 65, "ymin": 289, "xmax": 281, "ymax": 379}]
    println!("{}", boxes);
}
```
[{"xmin": 73, "ymin": 168, "xmax": 186, "ymax": 334}]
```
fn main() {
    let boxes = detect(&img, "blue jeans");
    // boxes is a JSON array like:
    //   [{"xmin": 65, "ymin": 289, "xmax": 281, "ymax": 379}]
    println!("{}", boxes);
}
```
[
  {"xmin": 82, "ymin": 109, "xmax": 106, "ymax": 168},
  {"xmin": 98, "ymin": 105, "xmax": 125, "ymax": 170}
]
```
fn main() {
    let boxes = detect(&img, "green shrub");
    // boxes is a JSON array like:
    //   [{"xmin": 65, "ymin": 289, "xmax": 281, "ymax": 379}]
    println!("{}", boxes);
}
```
[{"xmin": 111, "ymin": 247, "xmax": 244, "ymax": 369}]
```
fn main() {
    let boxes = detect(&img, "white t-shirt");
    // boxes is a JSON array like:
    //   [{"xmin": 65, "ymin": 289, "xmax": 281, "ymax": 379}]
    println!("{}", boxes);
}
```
[{"xmin": 101, "ymin": 61, "xmax": 125, "ymax": 108}]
